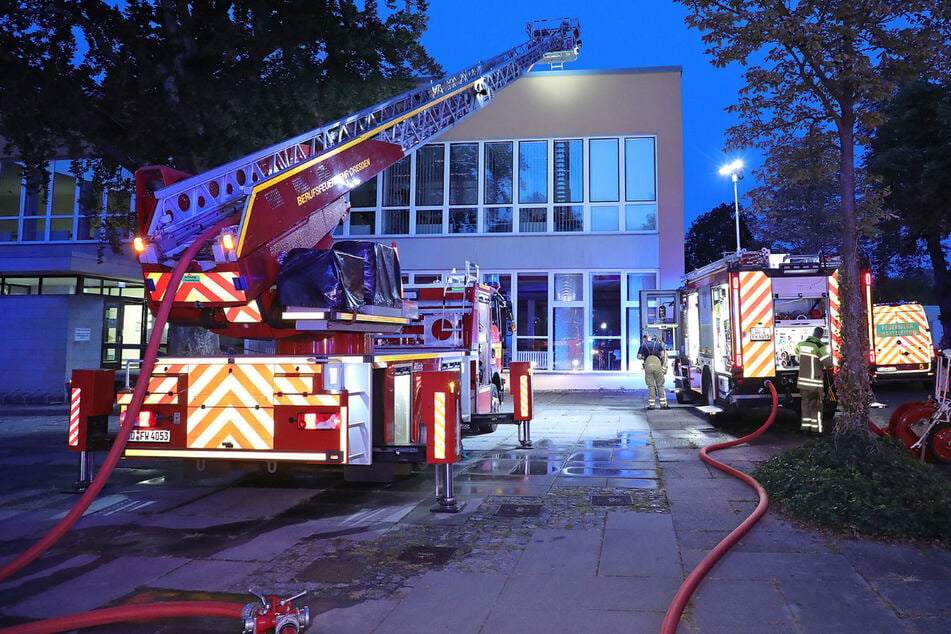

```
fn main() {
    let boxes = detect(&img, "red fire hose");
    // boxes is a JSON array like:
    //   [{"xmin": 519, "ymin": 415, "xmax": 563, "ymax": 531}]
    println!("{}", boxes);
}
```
[
  {"xmin": 0, "ymin": 601, "xmax": 244, "ymax": 634},
  {"xmin": 0, "ymin": 220, "xmax": 246, "ymax": 634},
  {"xmin": 661, "ymin": 381, "xmax": 779, "ymax": 634}
]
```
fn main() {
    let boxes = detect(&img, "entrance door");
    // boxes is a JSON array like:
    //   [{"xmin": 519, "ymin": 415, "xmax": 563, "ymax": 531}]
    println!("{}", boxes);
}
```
[{"xmin": 101, "ymin": 301, "xmax": 146, "ymax": 371}]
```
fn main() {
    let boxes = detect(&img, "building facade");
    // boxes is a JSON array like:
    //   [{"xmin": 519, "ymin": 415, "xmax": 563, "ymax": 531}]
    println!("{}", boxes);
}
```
[
  {"xmin": 335, "ymin": 67, "xmax": 684, "ymax": 373},
  {"xmin": 0, "ymin": 66, "xmax": 683, "ymax": 401}
]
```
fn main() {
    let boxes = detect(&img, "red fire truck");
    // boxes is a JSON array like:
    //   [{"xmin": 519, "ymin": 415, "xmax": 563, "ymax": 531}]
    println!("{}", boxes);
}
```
[
  {"xmin": 643, "ymin": 250, "xmax": 873, "ymax": 418},
  {"xmin": 68, "ymin": 19, "xmax": 578, "ymax": 499}
]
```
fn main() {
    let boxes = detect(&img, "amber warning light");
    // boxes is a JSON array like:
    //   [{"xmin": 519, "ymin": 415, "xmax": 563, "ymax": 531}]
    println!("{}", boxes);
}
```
[
  {"xmin": 221, "ymin": 233, "xmax": 236, "ymax": 251},
  {"xmin": 133, "ymin": 236, "xmax": 146, "ymax": 254}
]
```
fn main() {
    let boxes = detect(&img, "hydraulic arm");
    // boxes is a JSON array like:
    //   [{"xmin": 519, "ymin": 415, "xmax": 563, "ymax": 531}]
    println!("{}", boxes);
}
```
[{"xmin": 133, "ymin": 19, "xmax": 580, "ymax": 336}]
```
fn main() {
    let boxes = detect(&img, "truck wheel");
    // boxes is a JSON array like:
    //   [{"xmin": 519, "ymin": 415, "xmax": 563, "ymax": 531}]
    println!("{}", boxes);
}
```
[
  {"xmin": 927, "ymin": 422, "xmax": 951, "ymax": 463},
  {"xmin": 478, "ymin": 384, "xmax": 501, "ymax": 434}
]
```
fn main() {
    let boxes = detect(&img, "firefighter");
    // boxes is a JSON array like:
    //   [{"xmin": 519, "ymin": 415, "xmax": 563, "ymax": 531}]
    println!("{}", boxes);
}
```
[
  {"xmin": 638, "ymin": 332, "xmax": 669, "ymax": 409},
  {"xmin": 795, "ymin": 326, "xmax": 834, "ymax": 434}
]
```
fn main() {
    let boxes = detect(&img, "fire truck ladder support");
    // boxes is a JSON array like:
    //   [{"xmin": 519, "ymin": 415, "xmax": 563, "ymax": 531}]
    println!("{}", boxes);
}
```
[{"xmin": 145, "ymin": 18, "xmax": 581, "ymax": 262}]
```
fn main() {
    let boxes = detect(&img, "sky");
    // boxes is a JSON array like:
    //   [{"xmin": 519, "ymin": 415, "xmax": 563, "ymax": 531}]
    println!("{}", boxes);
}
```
[{"xmin": 420, "ymin": 0, "xmax": 758, "ymax": 228}]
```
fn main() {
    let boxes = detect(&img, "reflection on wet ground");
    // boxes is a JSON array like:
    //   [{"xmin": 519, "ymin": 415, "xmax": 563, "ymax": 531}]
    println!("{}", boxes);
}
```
[{"xmin": 456, "ymin": 427, "xmax": 660, "ymax": 494}]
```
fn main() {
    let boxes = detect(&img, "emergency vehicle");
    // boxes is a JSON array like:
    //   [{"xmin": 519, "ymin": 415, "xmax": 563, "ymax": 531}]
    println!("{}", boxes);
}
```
[
  {"xmin": 871, "ymin": 302, "xmax": 936, "ymax": 383},
  {"xmin": 68, "ymin": 19, "xmax": 578, "ymax": 488},
  {"xmin": 643, "ymin": 250, "xmax": 873, "ymax": 416}
]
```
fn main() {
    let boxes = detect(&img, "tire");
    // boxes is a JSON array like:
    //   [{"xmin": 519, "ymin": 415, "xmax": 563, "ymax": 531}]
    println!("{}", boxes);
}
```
[
  {"xmin": 477, "ymin": 384, "xmax": 501, "ymax": 434},
  {"xmin": 889, "ymin": 403, "xmax": 937, "ymax": 458},
  {"xmin": 927, "ymin": 421, "xmax": 951, "ymax": 463}
]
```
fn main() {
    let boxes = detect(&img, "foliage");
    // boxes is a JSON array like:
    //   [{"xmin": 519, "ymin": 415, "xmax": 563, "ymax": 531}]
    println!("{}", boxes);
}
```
[
  {"xmin": 0, "ymin": 0, "xmax": 441, "ymax": 253},
  {"xmin": 672, "ymin": 0, "xmax": 951, "ymax": 433},
  {"xmin": 873, "ymin": 269, "xmax": 937, "ymax": 304},
  {"xmin": 684, "ymin": 202, "xmax": 758, "ymax": 271},
  {"xmin": 753, "ymin": 431, "xmax": 951, "ymax": 544},
  {"xmin": 867, "ymin": 80, "xmax": 951, "ymax": 351}
]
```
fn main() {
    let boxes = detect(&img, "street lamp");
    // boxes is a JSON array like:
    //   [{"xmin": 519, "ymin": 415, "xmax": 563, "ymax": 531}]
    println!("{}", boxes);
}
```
[{"xmin": 718, "ymin": 159, "xmax": 744, "ymax": 252}]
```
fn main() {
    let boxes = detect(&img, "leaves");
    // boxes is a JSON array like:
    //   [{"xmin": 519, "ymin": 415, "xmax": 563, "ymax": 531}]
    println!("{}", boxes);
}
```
[{"xmin": 0, "ymin": 0, "xmax": 441, "ymax": 252}]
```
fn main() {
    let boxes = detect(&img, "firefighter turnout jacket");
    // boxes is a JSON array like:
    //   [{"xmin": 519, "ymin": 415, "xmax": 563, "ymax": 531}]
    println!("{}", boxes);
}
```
[{"xmin": 795, "ymin": 335, "xmax": 833, "ymax": 389}]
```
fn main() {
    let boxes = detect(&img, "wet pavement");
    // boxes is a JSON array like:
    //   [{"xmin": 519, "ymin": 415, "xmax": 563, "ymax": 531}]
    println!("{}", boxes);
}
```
[{"xmin": 1, "ymin": 391, "xmax": 950, "ymax": 633}]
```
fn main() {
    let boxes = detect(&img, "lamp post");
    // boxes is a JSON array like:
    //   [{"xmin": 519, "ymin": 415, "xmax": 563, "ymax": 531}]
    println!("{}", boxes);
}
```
[{"xmin": 718, "ymin": 159, "xmax": 744, "ymax": 252}]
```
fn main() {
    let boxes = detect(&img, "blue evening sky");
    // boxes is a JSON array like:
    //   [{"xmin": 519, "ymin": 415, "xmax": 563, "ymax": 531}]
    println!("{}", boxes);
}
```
[{"xmin": 420, "ymin": 0, "xmax": 758, "ymax": 230}]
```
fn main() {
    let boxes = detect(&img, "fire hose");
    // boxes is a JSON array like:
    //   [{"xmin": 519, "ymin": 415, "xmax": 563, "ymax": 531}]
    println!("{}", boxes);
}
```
[
  {"xmin": 0, "ymin": 219, "xmax": 308, "ymax": 633},
  {"xmin": 660, "ymin": 381, "xmax": 779, "ymax": 634}
]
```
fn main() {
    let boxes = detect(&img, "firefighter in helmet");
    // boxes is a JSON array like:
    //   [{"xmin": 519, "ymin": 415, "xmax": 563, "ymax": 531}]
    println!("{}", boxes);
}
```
[
  {"xmin": 638, "ymin": 331, "xmax": 669, "ymax": 409},
  {"xmin": 795, "ymin": 326, "xmax": 834, "ymax": 434}
]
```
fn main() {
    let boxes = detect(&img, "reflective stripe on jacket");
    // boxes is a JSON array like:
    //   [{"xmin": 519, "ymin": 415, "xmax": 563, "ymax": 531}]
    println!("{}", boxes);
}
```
[{"xmin": 796, "ymin": 336, "xmax": 832, "ymax": 389}]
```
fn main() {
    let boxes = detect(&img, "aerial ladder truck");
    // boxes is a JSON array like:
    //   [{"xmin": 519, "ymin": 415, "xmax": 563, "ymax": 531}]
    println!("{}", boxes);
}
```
[{"xmin": 68, "ymin": 18, "xmax": 580, "ymax": 509}]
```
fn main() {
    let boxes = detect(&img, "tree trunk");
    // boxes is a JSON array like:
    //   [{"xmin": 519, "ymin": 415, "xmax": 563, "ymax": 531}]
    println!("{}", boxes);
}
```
[
  {"xmin": 925, "ymin": 233, "xmax": 951, "ymax": 349},
  {"xmin": 167, "ymin": 325, "xmax": 221, "ymax": 356},
  {"xmin": 834, "ymin": 111, "xmax": 873, "ymax": 433}
]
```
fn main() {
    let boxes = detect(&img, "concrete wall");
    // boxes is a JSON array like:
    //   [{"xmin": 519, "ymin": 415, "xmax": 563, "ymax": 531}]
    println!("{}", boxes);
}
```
[{"xmin": 0, "ymin": 294, "xmax": 104, "ymax": 403}]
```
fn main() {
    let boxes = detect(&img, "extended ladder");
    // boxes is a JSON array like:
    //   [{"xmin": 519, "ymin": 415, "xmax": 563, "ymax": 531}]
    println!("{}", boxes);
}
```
[{"xmin": 144, "ymin": 18, "xmax": 581, "ymax": 261}]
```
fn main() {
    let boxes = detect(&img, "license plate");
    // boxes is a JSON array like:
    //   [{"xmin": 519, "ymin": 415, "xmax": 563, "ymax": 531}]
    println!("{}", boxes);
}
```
[
  {"xmin": 129, "ymin": 429, "xmax": 171, "ymax": 443},
  {"xmin": 750, "ymin": 327, "xmax": 772, "ymax": 341}
]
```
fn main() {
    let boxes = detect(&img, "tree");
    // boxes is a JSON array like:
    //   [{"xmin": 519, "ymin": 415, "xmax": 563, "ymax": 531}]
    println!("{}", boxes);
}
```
[
  {"xmin": 0, "ymin": 0, "xmax": 439, "ymax": 241},
  {"xmin": 684, "ymin": 202, "xmax": 757, "ymax": 271},
  {"xmin": 747, "ymin": 129, "xmax": 841, "ymax": 253},
  {"xmin": 0, "ymin": 0, "xmax": 440, "ymax": 353},
  {"xmin": 867, "ymin": 80, "xmax": 951, "ymax": 347},
  {"xmin": 673, "ymin": 0, "xmax": 951, "ymax": 432}
]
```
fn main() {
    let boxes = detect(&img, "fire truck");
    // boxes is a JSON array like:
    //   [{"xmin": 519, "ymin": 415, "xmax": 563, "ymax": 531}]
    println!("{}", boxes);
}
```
[
  {"xmin": 68, "ymin": 19, "xmax": 578, "ymax": 493},
  {"xmin": 642, "ymin": 250, "xmax": 873, "ymax": 416},
  {"xmin": 870, "ymin": 302, "xmax": 936, "ymax": 383}
]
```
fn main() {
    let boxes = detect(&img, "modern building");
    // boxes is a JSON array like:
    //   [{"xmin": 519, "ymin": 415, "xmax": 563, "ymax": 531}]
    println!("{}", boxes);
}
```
[{"xmin": 0, "ymin": 66, "xmax": 683, "ymax": 402}]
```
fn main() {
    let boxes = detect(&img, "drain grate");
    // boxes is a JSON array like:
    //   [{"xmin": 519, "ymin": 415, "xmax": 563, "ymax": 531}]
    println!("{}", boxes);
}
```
[
  {"xmin": 591, "ymin": 494, "xmax": 634, "ymax": 506},
  {"xmin": 496, "ymin": 503, "xmax": 543, "ymax": 517},
  {"xmin": 397, "ymin": 546, "xmax": 457, "ymax": 565}
]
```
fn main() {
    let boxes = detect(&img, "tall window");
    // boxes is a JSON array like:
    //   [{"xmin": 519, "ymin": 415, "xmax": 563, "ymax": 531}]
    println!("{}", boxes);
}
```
[
  {"xmin": 0, "ymin": 161, "xmax": 23, "ymax": 242},
  {"xmin": 382, "ymin": 155, "xmax": 411, "ymax": 207},
  {"xmin": 591, "ymin": 273, "xmax": 621, "ymax": 371},
  {"xmin": 518, "ymin": 141, "xmax": 547, "ymax": 204},
  {"xmin": 449, "ymin": 143, "xmax": 478, "ymax": 205},
  {"xmin": 484, "ymin": 141, "xmax": 513, "ymax": 204},
  {"xmin": 553, "ymin": 139, "xmax": 582, "ymax": 203},
  {"xmin": 517, "ymin": 273, "xmax": 549, "ymax": 365},
  {"xmin": 589, "ymin": 139, "xmax": 619, "ymax": 202},
  {"xmin": 625, "ymin": 137, "xmax": 656, "ymax": 201},
  {"xmin": 415, "ymin": 145, "xmax": 444, "ymax": 206}
]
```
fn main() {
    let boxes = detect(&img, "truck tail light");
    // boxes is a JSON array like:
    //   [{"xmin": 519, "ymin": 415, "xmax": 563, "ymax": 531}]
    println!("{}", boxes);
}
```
[
  {"xmin": 734, "ymin": 352, "xmax": 743, "ymax": 370},
  {"xmin": 137, "ymin": 411, "xmax": 157, "ymax": 428},
  {"xmin": 298, "ymin": 412, "xmax": 341, "ymax": 430},
  {"xmin": 868, "ymin": 349, "xmax": 876, "ymax": 364}
]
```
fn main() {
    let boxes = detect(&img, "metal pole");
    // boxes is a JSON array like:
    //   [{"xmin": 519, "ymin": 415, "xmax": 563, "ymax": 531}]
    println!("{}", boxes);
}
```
[{"xmin": 732, "ymin": 173, "xmax": 741, "ymax": 252}]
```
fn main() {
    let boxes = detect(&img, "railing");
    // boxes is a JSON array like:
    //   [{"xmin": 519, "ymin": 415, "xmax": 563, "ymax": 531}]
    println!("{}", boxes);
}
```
[{"xmin": 513, "ymin": 350, "xmax": 550, "ymax": 370}]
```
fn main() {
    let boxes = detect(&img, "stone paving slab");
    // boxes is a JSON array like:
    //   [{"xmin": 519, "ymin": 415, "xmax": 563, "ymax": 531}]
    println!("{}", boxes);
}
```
[
  {"xmin": 779, "ymin": 573, "xmax": 908, "ymax": 633},
  {"xmin": 373, "ymin": 570, "xmax": 507, "ymax": 634},
  {"xmin": 6, "ymin": 556, "xmax": 190, "ymax": 618}
]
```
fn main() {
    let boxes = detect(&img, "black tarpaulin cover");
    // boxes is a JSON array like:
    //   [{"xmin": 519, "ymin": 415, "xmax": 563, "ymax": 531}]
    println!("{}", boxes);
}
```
[
  {"xmin": 331, "ymin": 240, "xmax": 403, "ymax": 308},
  {"xmin": 277, "ymin": 248, "xmax": 365, "ymax": 310}
]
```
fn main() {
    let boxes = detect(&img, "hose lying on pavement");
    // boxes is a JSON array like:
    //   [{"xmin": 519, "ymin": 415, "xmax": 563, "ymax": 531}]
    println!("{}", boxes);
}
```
[
  {"xmin": 0, "ymin": 221, "xmax": 243, "ymax": 634},
  {"xmin": 661, "ymin": 381, "xmax": 779, "ymax": 634},
  {"xmin": 0, "ymin": 601, "xmax": 244, "ymax": 634}
]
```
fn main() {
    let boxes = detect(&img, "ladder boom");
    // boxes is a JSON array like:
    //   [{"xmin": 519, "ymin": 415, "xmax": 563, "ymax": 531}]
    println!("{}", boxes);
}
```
[{"xmin": 142, "ymin": 18, "xmax": 581, "ymax": 261}]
